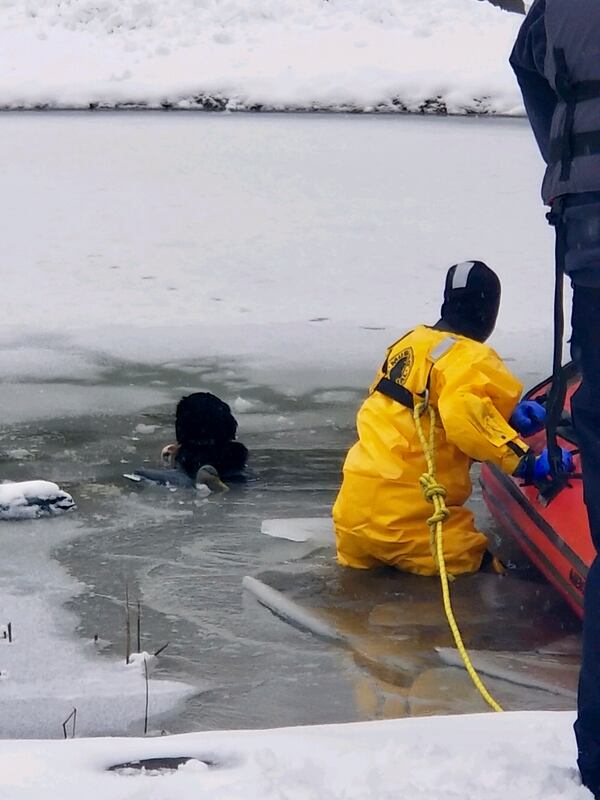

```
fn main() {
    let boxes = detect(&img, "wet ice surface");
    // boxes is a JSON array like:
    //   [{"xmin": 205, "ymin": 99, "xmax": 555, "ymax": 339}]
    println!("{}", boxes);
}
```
[{"xmin": 0, "ymin": 361, "xmax": 580, "ymax": 736}]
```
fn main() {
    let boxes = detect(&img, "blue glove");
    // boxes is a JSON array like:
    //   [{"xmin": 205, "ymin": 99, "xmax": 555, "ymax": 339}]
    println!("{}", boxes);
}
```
[
  {"xmin": 514, "ymin": 447, "xmax": 574, "ymax": 482},
  {"xmin": 509, "ymin": 400, "xmax": 546, "ymax": 437}
]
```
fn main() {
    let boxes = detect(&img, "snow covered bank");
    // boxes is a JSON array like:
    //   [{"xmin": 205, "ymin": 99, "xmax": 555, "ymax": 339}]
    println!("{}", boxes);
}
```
[
  {"xmin": 0, "ymin": 0, "xmax": 525, "ymax": 113},
  {"xmin": 2, "ymin": 712, "xmax": 591, "ymax": 800}
]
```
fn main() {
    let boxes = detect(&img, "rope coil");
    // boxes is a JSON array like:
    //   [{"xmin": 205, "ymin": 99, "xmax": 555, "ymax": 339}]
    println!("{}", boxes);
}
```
[{"xmin": 413, "ymin": 399, "xmax": 504, "ymax": 713}]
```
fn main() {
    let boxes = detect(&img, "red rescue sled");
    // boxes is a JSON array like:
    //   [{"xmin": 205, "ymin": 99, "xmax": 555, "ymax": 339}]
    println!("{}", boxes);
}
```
[{"xmin": 480, "ymin": 363, "xmax": 593, "ymax": 619}]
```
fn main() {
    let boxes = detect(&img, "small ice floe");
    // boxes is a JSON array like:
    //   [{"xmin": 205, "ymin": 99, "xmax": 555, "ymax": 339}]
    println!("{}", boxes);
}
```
[
  {"xmin": 243, "ymin": 576, "xmax": 345, "ymax": 644},
  {"xmin": 125, "ymin": 651, "xmax": 158, "ymax": 675},
  {"xmin": 232, "ymin": 396, "xmax": 256, "ymax": 413},
  {"xmin": 536, "ymin": 635, "xmax": 581, "ymax": 657},
  {"xmin": 0, "ymin": 480, "xmax": 76, "ymax": 520},
  {"xmin": 436, "ymin": 647, "xmax": 578, "ymax": 698},
  {"xmin": 232, "ymin": 396, "xmax": 273, "ymax": 414},
  {"xmin": 261, "ymin": 517, "xmax": 334, "ymax": 544},
  {"xmin": 135, "ymin": 423, "xmax": 158, "ymax": 435},
  {"xmin": 313, "ymin": 390, "xmax": 361, "ymax": 405},
  {"xmin": 0, "ymin": 448, "xmax": 35, "ymax": 461},
  {"xmin": 124, "ymin": 464, "xmax": 228, "ymax": 496}
]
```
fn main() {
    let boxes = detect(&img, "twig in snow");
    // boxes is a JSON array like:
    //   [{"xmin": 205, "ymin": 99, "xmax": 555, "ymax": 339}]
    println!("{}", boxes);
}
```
[
  {"xmin": 7, "ymin": 623, "xmax": 11, "ymax": 643},
  {"xmin": 136, "ymin": 601, "xmax": 141, "ymax": 653},
  {"xmin": 62, "ymin": 707, "xmax": 77, "ymax": 739},
  {"xmin": 153, "ymin": 642, "xmax": 169, "ymax": 657},
  {"xmin": 125, "ymin": 584, "xmax": 131, "ymax": 665},
  {"xmin": 143, "ymin": 657, "xmax": 149, "ymax": 736}
]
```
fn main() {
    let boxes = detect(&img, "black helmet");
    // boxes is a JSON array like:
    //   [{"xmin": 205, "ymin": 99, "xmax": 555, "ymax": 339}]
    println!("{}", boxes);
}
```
[{"xmin": 440, "ymin": 261, "xmax": 501, "ymax": 342}]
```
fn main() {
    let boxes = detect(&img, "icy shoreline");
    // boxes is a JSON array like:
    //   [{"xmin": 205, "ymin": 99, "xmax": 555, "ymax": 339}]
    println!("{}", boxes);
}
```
[
  {"xmin": 0, "ymin": 0, "xmax": 525, "ymax": 114},
  {"xmin": 0, "ymin": 511, "xmax": 195, "ymax": 739},
  {"xmin": 0, "ymin": 104, "xmax": 521, "ymax": 115}
]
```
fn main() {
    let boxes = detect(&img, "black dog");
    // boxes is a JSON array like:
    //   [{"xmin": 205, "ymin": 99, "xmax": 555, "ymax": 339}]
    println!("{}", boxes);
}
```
[{"xmin": 163, "ymin": 392, "xmax": 248, "ymax": 481}]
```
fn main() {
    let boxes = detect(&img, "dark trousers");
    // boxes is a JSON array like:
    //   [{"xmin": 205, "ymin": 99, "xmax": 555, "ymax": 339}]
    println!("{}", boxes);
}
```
[{"xmin": 572, "ymin": 285, "xmax": 600, "ymax": 797}]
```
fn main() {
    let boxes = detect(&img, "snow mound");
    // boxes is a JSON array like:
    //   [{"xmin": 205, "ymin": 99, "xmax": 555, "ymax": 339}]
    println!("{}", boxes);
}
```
[
  {"xmin": 0, "ymin": 480, "xmax": 75, "ymax": 520},
  {"xmin": 0, "ymin": 712, "xmax": 590, "ymax": 800},
  {"xmin": 0, "ymin": 0, "xmax": 525, "ymax": 113}
]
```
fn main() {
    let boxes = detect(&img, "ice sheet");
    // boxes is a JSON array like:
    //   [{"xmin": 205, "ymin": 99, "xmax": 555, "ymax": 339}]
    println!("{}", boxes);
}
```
[
  {"xmin": 437, "ymin": 648, "xmax": 578, "ymax": 699},
  {"xmin": 0, "ymin": 114, "xmax": 556, "ymax": 398},
  {"xmin": 261, "ymin": 517, "xmax": 334, "ymax": 544}
]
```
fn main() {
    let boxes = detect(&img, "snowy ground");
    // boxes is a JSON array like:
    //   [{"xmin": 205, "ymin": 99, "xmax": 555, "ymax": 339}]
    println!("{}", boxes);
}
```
[
  {"xmin": 0, "ymin": 0, "xmax": 526, "ymax": 112},
  {"xmin": 4, "ymin": 712, "xmax": 592, "ymax": 800},
  {"xmin": 0, "ymin": 112, "xmax": 586, "ymax": 798}
]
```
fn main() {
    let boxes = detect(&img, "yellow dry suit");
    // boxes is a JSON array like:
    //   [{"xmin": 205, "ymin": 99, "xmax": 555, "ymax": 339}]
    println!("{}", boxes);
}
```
[{"xmin": 332, "ymin": 325, "xmax": 529, "ymax": 576}]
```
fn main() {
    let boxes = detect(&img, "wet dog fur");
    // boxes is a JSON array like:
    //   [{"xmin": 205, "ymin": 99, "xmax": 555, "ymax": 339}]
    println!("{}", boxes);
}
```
[{"xmin": 165, "ymin": 392, "xmax": 248, "ymax": 480}]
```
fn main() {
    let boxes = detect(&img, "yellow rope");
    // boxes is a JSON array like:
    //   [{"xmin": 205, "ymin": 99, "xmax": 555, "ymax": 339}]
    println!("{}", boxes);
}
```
[{"xmin": 413, "ymin": 399, "xmax": 504, "ymax": 713}]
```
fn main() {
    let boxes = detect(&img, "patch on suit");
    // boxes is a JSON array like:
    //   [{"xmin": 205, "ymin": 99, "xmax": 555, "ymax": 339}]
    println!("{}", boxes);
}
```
[{"xmin": 388, "ymin": 347, "xmax": 414, "ymax": 385}]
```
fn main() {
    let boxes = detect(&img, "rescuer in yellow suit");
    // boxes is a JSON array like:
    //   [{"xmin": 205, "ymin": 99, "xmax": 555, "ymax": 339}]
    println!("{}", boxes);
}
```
[{"xmin": 333, "ymin": 261, "xmax": 545, "ymax": 577}]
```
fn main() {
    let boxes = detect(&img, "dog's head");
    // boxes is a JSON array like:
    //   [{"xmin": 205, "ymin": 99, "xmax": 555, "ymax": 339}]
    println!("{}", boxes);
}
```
[{"xmin": 175, "ymin": 392, "xmax": 238, "ymax": 446}]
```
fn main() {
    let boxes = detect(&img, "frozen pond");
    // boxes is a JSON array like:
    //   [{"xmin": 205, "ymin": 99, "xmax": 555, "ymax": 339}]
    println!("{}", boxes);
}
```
[
  {"xmin": 0, "ymin": 113, "xmax": 579, "ymax": 738},
  {"xmin": 0, "ymin": 360, "xmax": 580, "ymax": 735}
]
